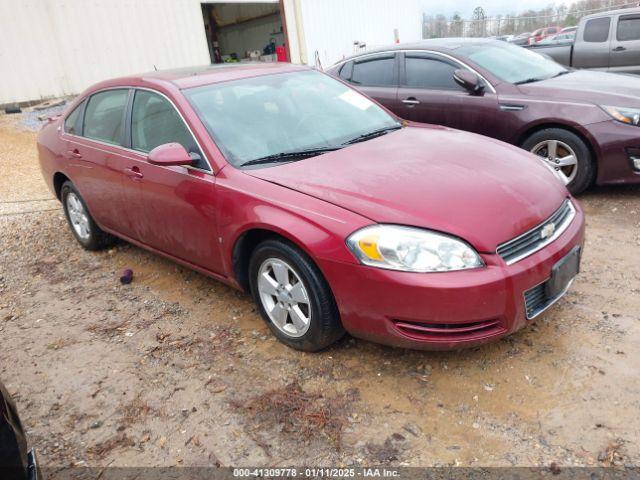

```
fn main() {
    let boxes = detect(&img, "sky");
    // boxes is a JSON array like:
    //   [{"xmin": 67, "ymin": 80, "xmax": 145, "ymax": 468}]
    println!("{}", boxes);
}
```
[{"xmin": 421, "ymin": 0, "xmax": 572, "ymax": 18}]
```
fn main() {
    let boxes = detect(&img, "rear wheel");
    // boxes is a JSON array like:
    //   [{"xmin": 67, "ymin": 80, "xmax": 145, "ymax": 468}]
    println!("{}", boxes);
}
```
[
  {"xmin": 61, "ymin": 181, "xmax": 115, "ymax": 250},
  {"xmin": 522, "ymin": 128, "xmax": 595, "ymax": 195},
  {"xmin": 249, "ymin": 239, "xmax": 344, "ymax": 352}
]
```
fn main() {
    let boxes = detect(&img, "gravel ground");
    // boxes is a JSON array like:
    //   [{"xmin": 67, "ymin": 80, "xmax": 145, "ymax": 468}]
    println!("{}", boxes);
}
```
[{"xmin": 1, "ymin": 112, "xmax": 639, "ymax": 473}]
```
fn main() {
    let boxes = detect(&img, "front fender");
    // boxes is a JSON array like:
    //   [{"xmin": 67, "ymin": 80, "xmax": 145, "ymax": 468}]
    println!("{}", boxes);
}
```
[{"xmin": 215, "ymin": 169, "xmax": 372, "ymax": 286}]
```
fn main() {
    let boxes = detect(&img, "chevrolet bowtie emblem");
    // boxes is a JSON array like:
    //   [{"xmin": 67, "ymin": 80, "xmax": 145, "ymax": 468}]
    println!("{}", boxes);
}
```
[{"xmin": 541, "ymin": 223, "xmax": 556, "ymax": 239}]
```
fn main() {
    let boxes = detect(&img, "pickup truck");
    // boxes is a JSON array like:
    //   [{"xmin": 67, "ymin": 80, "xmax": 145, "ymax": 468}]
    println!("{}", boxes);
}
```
[{"xmin": 527, "ymin": 7, "xmax": 640, "ymax": 74}]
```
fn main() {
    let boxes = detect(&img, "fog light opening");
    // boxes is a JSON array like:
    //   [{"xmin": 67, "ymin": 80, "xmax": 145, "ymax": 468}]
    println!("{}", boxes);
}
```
[{"xmin": 626, "ymin": 148, "xmax": 640, "ymax": 172}]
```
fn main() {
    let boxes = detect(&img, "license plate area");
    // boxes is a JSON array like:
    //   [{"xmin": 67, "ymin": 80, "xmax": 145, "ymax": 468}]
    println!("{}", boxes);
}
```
[{"xmin": 546, "ymin": 246, "xmax": 581, "ymax": 298}]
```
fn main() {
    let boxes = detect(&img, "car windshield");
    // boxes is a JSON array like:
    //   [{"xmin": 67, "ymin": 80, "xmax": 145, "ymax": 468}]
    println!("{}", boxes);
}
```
[
  {"xmin": 184, "ymin": 70, "xmax": 400, "ymax": 167},
  {"xmin": 455, "ymin": 41, "xmax": 568, "ymax": 84}
]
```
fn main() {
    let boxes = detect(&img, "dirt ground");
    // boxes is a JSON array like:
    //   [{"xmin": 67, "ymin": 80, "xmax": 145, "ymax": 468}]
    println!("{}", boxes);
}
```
[{"xmin": 1, "ymin": 112, "xmax": 639, "ymax": 471}]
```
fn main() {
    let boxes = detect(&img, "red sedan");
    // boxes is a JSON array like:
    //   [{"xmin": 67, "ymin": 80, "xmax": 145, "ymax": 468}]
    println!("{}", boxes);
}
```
[{"xmin": 37, "ymin": 63, "xmax": 585, "ymax": 351}]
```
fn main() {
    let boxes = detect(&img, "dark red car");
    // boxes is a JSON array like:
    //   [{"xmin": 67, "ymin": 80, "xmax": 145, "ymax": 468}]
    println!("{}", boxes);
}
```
[
  {"xmin": 327, "ymin": 38, "xmax": 640, "ymax": 194},
  {"xmin": 529, "ymin": 26, "xmax": 561, "ymax": 44},
  {"xmin": 38, "ymin": 63, "xmax": 584, "ymax": 351}
]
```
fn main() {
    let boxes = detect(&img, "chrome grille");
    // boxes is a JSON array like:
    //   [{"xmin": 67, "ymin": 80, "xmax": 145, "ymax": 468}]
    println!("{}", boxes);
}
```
[{"xmin": 497, "ymin": 200, "xmax": 575, "ymax": 265}]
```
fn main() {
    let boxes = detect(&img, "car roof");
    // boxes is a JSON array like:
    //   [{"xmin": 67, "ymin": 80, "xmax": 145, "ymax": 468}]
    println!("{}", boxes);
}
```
[
  {"xmin": 334, "ymin": 38, "xmax": 503, "ymax": 65},
  {"xmin": 583, "ymin": 6, "xmax": 640, "ymax": 20},
  {"xmin": 99, "ymin": 62, "xmax": 310, "ymax": 90}
]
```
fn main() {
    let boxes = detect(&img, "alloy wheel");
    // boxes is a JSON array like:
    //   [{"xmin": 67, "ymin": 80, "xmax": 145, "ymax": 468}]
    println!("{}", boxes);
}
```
[
  {"xmin": 257, "ymin": 258, "xmax": 311, "ymax": 338},
  {"xmin": 530, "ymin": 139, "xmax": 578, "ymax": 185},
  {"xmin": 66, "ymin": 192, "xmax": 91, "ymax": 240}
]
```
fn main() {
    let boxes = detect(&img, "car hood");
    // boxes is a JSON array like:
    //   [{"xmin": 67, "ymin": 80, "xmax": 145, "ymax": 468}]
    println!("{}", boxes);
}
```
[
  {"xmin": 519, "ymin": 70, "xmax": 640, "ymax": 108},
  {"xmin": 245, "ymin": 127, "xmax": 568, "ymax": 252}
]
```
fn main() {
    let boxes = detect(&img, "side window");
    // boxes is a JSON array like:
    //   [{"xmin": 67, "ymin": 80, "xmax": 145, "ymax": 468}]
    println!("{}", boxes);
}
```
[
  {"xmin": 584, "ymin": 17, "xmax": 611, "ymax": 42},
  {"xmin": 351, "ymin": 56, "xmax": 395, "ymax": 86},
  {"xmin": 617, "ymin": 15, "xmax": 640, "ymax": 41},
  {"xmin": 404, "ymin": 56, "xmax": 464, "ymax": 91},
  {"xmin": 64, "ymin": 101, "xmax": 83, "ymax": 135},
  {"xmin": 338, "ymin": 61, "xmax": 353, "ymax": 81},
  {"xmin": 131, "ymin": 90, "xmax": 206, "ymax": 169},
  {"xmin": 83, "ymin": 89, "xmax": 128, "ymax": 145}
]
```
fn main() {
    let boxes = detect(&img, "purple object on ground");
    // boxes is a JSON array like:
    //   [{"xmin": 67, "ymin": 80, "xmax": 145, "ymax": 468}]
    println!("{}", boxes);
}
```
[{"xmin": 120, "ymin": 269, "xmax": 133, "ymax": 284}]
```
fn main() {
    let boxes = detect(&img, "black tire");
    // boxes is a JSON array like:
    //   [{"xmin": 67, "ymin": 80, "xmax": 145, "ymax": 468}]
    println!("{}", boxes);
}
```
[
  {"xmin": 248, "ymin": 239, "xmax": 344, "ymax": 352},
  {"xmin": 521, "ymin": 128, "xmax": 595, "ymax": 195},
  {"xmin": 60, "ymin": 181, "xmax": 115, "ymax": 251}
]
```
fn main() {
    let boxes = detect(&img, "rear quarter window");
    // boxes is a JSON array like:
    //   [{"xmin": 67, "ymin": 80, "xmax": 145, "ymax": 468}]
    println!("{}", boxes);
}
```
[
  {"xmin": 63, "ymin": 102, "xmax": 83, "ymax": 135},
  {"xmin": 583, "ymin": 17, "xmax": 611, "ymax": 42},
  {"xmin": 338, "ymin": 61, "xmax": 353, "ymax": 81}
]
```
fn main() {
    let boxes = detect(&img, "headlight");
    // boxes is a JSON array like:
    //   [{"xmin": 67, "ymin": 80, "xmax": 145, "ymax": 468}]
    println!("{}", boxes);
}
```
[
  {"xmin": 346, "ymin": 225, "xmax": 484, "ymax": 272},
  {"xmin": 602, "ymin": 105, "xmax": 640, "ymax": 126}
]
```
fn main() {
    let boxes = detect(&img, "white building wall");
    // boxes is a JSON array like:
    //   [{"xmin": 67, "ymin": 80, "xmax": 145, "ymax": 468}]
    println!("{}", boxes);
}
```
[
  {"xmin": 0, "ymin": 0, "xmax": 426, "ymax": 104},
  {"xmin": 299, "ymin": 0, "xmax": 425, "ymax": 68},
  {"xmin": 0, "ymin": 0, "xmax": 211, "ymax": 105}
]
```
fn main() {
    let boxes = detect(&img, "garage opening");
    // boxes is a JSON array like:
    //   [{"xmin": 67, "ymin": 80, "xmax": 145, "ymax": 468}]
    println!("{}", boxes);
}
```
[{"xmin": 201, "ymin": 2, "xmax": 288, "ymax": 64}]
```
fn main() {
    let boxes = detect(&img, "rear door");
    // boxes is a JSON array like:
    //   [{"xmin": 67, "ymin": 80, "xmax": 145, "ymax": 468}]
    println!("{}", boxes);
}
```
[
  {"xmin": 122, "ymin": 89, "xmax": 224, "ymax": 274},
  {"xmin": 342, "ymin": 53, "xmax": 400, "ymax": 112},
  {"xmin": 610, "ymin": 13, "xmax": 640, "ymax": 74},
  {"xmin": 61, "ymin": 88, "xmax": 136, "ymax": 237},
  {"xmin": 573, "ymin": 16, "xmax": 612, "ymax": 69}
]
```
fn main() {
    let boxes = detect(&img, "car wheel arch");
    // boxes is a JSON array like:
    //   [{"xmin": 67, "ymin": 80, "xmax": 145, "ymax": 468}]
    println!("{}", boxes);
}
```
[
  {"xmin": 518, "ymin": 123, "xmax": 598, "ymax": 176},
  {"xmin": 517, "ymin": 122, "xmax": 597, "ymax": 159},
  {"xmin": 231, "ymin": 226, "xmax": 321, "ymax": 293},
  {"xmin": 53, "ymin": 172, "xmax": 71, "ymax": 200}
]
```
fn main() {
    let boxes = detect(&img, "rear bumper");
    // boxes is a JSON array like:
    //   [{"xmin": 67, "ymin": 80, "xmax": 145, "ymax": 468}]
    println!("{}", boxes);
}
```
[
  {"xmin": 582, "ymin": 120, "xmax": 640, "ymax": 185},
  {"xmin": 318, "ymin": 201, "xmax": 585, "ymax": 350}
]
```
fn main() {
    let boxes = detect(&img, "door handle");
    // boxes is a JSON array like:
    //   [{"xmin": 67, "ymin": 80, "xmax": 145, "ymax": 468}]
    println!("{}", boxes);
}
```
[
  {"xmin": 66, "ymin": 149, "xmax": 82, "ymax": 159},
  {"xmin": 124, "ymin": 166, "xmax": 144, "ymax": 181},
  {"xmin": 613, "ymin": 46, "xmax": 627, "ymax": 52},
  {"xmin": 402, "ymin": 97, "xmax": 420, "ymax": 106}
]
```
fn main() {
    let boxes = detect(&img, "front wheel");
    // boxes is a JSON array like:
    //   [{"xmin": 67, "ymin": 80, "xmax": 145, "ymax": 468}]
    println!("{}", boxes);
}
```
[
  {"xmin": 522, "ymin": 128, "xmax": 595, "ymax": 195},
  {"xmin": 248, "ymin": 239, "xmax": 344, "ymax": 352}
]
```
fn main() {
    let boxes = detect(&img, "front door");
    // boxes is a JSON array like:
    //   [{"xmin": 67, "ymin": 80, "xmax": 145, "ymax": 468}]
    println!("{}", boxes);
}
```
[
  {"xmin": 396, "ymin": 52, "xmax": 500, "ymax": 138},
  {"xmin": 397, "ymin": 53, "xmax": 458, "ymax": 125},
  {"xmin": 446, "ymin": 89, "xmax": 502, "ymax": 140},
  {"xmin": 122, "ymin": 89, "xmax": 224, "ymax": 275}
]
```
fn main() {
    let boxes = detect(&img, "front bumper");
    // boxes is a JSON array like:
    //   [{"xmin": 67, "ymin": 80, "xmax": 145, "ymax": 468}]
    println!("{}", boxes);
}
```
[
  {"xmin": 318, "ymin": 201, "xmax": 585, "ymax": 350},
  {"xmin": 582, "ymin": 120, "xmax": 640, "ymax": 185}
]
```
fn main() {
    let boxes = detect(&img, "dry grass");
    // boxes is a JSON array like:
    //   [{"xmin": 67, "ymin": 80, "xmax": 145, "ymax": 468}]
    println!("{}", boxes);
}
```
[
  {"xmin": 86, "ymin": 433, "xmax": 135, "ymax": 458},
  {"xmin": 235, "ymin": 382, "xmax": 356, "ymax": 453},
  {"xmin": 119, "ymin": 395, "xmax": 154, "ymax": 427}
]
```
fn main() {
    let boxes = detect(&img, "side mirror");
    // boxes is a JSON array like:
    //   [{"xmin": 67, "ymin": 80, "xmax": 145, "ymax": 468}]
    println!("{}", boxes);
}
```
[
  {"xmin": 147, "ymin": 143, "xmax": 194, "ymax": 167},
  {"xmin": 453, "ymin": 69, "xmax": 485, "ymax": 96}
]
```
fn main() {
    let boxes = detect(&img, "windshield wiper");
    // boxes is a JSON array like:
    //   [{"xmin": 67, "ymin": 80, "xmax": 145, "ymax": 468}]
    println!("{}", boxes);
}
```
[
  {"xmin": 515, "ymin": 70, "xmax": 570, "ymax": 85},
  {"xmin": 514, "ymin": 77, "xmax": 546, "ymax": 85},
  {"xmin": 240, "ymin": 146, "xmax": 341, "ymax": 167},
  {"xmin": 342, "ymin": 124, "xmax": 402, "ymax": 145}
]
